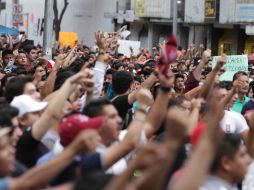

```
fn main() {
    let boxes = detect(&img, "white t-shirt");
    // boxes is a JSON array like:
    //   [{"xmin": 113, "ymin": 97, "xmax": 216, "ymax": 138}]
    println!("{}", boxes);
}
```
[
  {"xmin": 220, "ymin": 110, "xmax": 249, "ymax": 134},
  {"xmin": 97, "ymin": 129, "xmax": 147, "ymax": 175},
  {"xmin": 199, "ymin": 175, "xmax": 238, "ymax": 190}
]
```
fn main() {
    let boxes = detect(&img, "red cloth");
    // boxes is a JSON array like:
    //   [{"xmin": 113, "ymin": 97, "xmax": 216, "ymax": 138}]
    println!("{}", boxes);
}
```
[{"xmin": 59, "ymin": 114, "xmax": 104, "ymax": 146}]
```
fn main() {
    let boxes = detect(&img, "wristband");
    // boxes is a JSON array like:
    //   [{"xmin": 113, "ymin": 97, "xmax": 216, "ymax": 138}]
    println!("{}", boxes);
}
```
[{"xmin": 160, "ymin": 86, "xmax": 171, "ymax": 93}]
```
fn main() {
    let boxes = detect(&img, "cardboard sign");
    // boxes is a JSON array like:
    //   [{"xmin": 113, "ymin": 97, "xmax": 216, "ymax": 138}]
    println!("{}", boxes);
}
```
[
  {"xmin": 59, "ymin": 32, "xmax": 78, "ymax": 48},
  {"xmin": 117, "ymin": 40, "xmax": 141, "ymax": 57},
  {"xmin": 212, "ymin": 55, "xmax": 248, "ymax": 81}
]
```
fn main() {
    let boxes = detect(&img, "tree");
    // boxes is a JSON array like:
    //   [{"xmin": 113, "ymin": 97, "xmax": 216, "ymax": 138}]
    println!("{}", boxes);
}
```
[{"xmin": 53, "ymin": 0, "xmax": 69, "ymax": 41}]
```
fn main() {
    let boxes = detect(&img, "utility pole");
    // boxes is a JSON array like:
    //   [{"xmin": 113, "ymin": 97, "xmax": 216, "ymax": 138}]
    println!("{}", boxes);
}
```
[
  {"xmin": 43, "ymin": 0, "xmax": 53, "ymax": 59},
  {"xmin": 172, "ymin": 0, "xmax": 178, "ymax": 35}
]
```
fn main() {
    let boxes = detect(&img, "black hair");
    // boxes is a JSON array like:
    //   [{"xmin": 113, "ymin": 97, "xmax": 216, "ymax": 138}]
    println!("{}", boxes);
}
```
[
  {"xmin": 4, "ymin": 76, "xmax": 33, "ymax": 103},
  {"xmin": 82, "ymin": 98, "xmax": 112, "ymax": 117},
  {"xmin": 30, "ymin": 62, "xmax": 44, "ymax": 75},
  {"xmin": 106, "ymin": 68, "xmax": 116, "ymax": 76},
  {"xmin": 175, "ymin": 73, "xmax": 185, "ymax": 81},
  {"xmin": 54, "ymin": 69, "xmax": 75, "ymax": 91},
  {"xmin": 83, "ymin": 45, "xmax": 89, "ymax": 50},
  {"xmin": 23, "ymin": 45, "xmax": 37, "ymax": 54},
  {"xmin": 210, "ymin": 133, "xmax": 242, "ymax": 173},
  {"xmin": 219, "ymin": 81, "xmax": 233, "ymax": 91},
  {"xmin": 114, "ymin": 62, "xmax": 126, "ymax": 71},
  {"xmin": 68, "ymin": 59, "xmax": 85, "ymax": 73},
  {"xmin": 112, "ymin": 71, "xmax": 133, "ymax": 94},
  {"xmin": 2, "ymin": 49, "xmax": 13, "ymax": 58},
  {"xmin": 232, "ymin": 71, "xmax": 248, "ymax": 82},
  {"xmin": 249, "ymin": 81, "xmax": 254, "ymax": 98},
  {"xmin": 134, "ymin": 75, "xmax": 142, "ymax": 84},
  {"xmin": 0, "ymin": 104, "xmax": 19, "ymax": 127}
]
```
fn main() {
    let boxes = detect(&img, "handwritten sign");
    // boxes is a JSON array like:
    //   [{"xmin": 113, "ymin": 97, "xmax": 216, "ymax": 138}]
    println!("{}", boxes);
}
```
[
  {"xmin": 117, "ymin": 40, "xmax": 141, "ymax": 57},
  {"xmin": 212, "ymin": 55, "xmax": 248, "ymax": 81}
]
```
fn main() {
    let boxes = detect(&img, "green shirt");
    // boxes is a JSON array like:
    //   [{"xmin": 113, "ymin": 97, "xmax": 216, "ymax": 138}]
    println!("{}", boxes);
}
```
[{"xmin": 231, "ymin": 96, "xmax": 250, "ymax": 113}]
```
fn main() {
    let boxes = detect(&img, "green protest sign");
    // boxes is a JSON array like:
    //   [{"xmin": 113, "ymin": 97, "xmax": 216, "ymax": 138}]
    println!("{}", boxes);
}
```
[{"xmin": 212, "ymin": 55, "xmax": 248, "ymax": 81}]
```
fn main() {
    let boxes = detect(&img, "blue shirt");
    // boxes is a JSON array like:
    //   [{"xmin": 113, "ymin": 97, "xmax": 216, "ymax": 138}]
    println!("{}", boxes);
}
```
[
  {"xmin": 37, "ymin": 151, "xmax": 103, "ymax": 185},
  {"xmin": 0, "ymin": 177, "xmax": 9, "ymax": 190}
]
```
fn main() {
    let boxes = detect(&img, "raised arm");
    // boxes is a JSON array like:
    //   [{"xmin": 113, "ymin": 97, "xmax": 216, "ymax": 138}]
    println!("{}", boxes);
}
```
[
  {"xmin": 93, "ymin": 31, "xmax": 110, "ymax": 99},
  {"xmin": 32, "ymin": 68, "xmax": 94, "ymax": 140},
  {"xmin": 144, "ymin": 70, "xmax": 175, "ymax": 139},
  {"xmin": 199, "ymin": 54, "xmax": 226, "ymax": 99},
  {"xmin": 9, "ymin": 130, "xmax": 100, "ymax": 190},
  {"xmin": 193, "ymin": 50, "xmax": 210, "ymax": 81},
  {"xmin": 102, "ymin": 89, "xmax": 153, "ymax": 167},
  {"xmin": 171, "ymin": 87, "xmax": 233, "ymax": 190},
  {"xmin": 105, "ymin": 106, "xmax": 188, "ymax": 190},
  {"xmin": 127, "ymin": 73, "xmax": 158, "ymax": 104}
]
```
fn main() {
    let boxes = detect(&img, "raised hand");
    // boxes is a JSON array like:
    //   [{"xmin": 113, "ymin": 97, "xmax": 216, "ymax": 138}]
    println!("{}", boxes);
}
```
[
  {"xmin": 201, "ymin": 49, "xmax": 212, "ymax": 64},
  {"xmin": 137, "ymin": 88, "xmax": 154, "ymax": 108},
  {"xmin": 70, "ymin": 129, "xmax": 101, "ymax": 153},
  {"xmin": 95, "ymin": 31, "xmax": 107, "ymax": 52},
  {"xmin": 214, "ymin": 54, "xmax": 227, "ymax": 72}
]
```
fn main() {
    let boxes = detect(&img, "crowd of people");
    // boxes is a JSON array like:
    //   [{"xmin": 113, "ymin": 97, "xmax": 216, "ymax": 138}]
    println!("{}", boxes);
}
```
[{"xmin": 0, "ymin": 31, "xmax": 254, "ymax": 190}]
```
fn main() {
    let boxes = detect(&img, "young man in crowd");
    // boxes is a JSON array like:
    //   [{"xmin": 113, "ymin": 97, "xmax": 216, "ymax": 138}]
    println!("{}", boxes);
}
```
[{"xmin": 1, "ymin": 29, "xmax": 254, "ymax": 190}]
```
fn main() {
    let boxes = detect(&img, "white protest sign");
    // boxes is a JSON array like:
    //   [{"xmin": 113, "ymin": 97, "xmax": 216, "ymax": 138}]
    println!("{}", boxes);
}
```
[
  {"xmin": 117, "ymin": 40, "xmax": 141, "ymax": 57},
  {"xmin": 212, "ymin": 55, "xmax": 248, "ymax": 81}
]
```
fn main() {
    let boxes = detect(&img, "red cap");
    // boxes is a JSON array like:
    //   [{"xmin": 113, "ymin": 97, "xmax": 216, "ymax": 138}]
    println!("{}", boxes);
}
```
[{"xmin": 59, "ymin": 114, "xmax": 104, "ymax": 146}]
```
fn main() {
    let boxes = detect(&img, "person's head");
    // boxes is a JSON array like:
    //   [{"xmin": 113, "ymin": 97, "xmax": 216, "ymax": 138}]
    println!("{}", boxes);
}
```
[
  {"xmin": 10, "ymin": 94, "xmax": 48, "ymax": 129},
  {"xmin": 114, "ymin": 62, "xmax": 126, "ymax": 71},
  {"xmin": 154, "ymin": 54, "xmax": 160, "ymax": 63},
  {"xmin": 174, "ymin": 74, "xmax": 185, "ymax": 93},
  {"xmin": 112, "ymin": 71, "xmax": 133, "ymax": 95},
  {"xmin": 249, "ymin": 70, "xmax": 254, "ymax": 80},
  {"xmin": 82, "ymin": 98, "xmax": 122, "ymax": 146},
  {"xmin": 5, "ymin": 76, "xmax": 40, "ymax": 102},
  {"xmin": 131, "ymin": 75, "xmax": 142, "ymax": 91},
  {"xmin": 0, "ymin": 104, "xmax": 22, "ymax": 146},
  {"xmin": 216, "ymin": 81, "xmax": 230, "ymax": 100},
  {"xmin": 2, "ymin": 49, "xmax": 14, "ymax": 68},
  {"xmin": 168, "ymin": 96, "xmax": 191, "ymax": 115},
  {"xmin": 25, "ymin": 45, "xmax": 38, "ymax": 63},
  {"xmin": 105, "ymin": 68, "xmax": 116, "ymax": 84},
  {"xmin": 16, "ymin": 51, "xmax": 28, "ymax": 65},
  {"xmin": 142, "ymin": 59, "xmax": 156, "ymax": 77},
  {"xmin": 31, "ymin": 63, "xmax": 46, "ymax": 81},
  {"xmin": 248, "ymin": 81, "xmax": 254, "ymax": 98},
  {"xmin": 233, "ymin": 71, "xmax": 249, "ymax": 95},
  {"xmin": 0, "ymin": 127, "xmax": 15, "ymax": 177},
  {"xmin": 210, "ymin": 133, "xmax": 251, "ymax": 183},
  {"xmin": 177, "ymin": 61, "xmax": 186, "ymax": 72},
  {"xmin": 187, "ymin": 63, "xmax": 196, "ymax": 73},
  {"xmin": 54, "ymin": 70, "xmax": 74, "ymax": 91}
]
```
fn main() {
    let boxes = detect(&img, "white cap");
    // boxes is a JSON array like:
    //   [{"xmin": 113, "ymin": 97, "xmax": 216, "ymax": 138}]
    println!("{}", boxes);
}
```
[{"xmin": 11, "ymin": 94, "xmax": 48, "ymax": 117}]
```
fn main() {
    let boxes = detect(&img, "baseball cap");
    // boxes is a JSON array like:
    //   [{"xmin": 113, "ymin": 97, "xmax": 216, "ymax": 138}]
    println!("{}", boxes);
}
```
[
  {"xmin": 59, "ymin": 114, "xmax": 104, "ymax": 146},
  {"xmin": 10, "ymin": 94, "xmax": 48, "ymax": 117}
]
